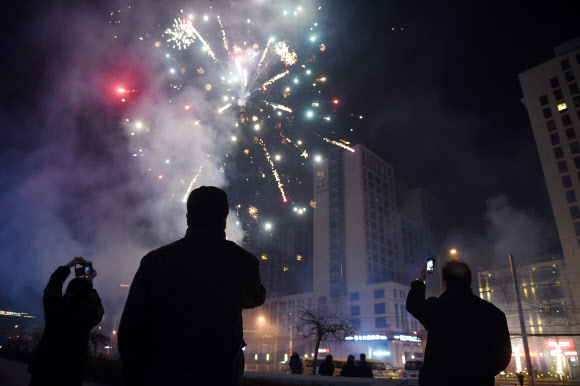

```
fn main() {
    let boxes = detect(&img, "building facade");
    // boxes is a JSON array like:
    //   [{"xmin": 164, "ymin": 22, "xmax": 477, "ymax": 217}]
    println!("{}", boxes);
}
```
[
  {"xmin": 478, "ymin": 258, "xmax": 579, "ymax": 379},
  {"xmin": 519, "ymin": 38, "xmax": 580, "ymax": 311}
]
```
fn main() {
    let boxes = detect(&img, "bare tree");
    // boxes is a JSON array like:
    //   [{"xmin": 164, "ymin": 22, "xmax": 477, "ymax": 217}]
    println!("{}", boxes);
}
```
[
  {"xmin": 89, "ymin": 332, "xmax": 111, "ymax": 357},
  {"xmin": 295, "ymin": 306, "xmax": 356, "ymax": 375}
]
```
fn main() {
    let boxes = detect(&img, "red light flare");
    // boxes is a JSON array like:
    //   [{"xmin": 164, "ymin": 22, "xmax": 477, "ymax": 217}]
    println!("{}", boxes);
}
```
[
  {"xmin": 185, "ymin": 105, "xmax": 191, "ymax": 110},
  {"xmin": 333, "ymin": 99, "xmax": 339, "ymax": 105}
]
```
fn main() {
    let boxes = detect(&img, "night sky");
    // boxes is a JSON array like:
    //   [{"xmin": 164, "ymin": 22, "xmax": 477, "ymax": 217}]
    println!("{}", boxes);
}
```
[{"xmin": 2, "ymin": 0, "xmax": 580, "ymax": 313}]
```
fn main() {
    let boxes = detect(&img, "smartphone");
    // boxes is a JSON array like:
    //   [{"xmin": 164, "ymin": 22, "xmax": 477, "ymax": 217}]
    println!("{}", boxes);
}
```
[
  {"xmin": 75, "ymin": 261, "xmax": 94, "ymax": 277},
  {"xmin": 426, "ymin": 256, "xmax": 436, "ymax": 274}
]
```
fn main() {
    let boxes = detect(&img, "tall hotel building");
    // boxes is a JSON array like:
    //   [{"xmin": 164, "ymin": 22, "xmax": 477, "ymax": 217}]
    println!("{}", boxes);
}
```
[
  {"xmin": 313, "ymin": 144, "xmax": 405, "ymax": 297},
  {"xmin": 519, "ymin": 38, "xmax": 580, "ymax": 310}
]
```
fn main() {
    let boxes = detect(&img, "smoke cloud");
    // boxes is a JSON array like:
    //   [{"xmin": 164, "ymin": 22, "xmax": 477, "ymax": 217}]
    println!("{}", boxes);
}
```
[
  {"xmin": 0, "ymin": 0, "xmax": 317, "ymax": 329},
  {"xmin": 446, "ymin": 195, "xmax": 559, "ymax": 272}
]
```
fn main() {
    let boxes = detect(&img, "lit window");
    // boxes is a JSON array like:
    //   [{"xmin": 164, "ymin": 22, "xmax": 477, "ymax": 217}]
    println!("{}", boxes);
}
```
[
  {"xmin": 261, "ymin": 254, "xmax": 268, "ymax": 260},
  {"xmin": 558, "ymin": 103, "xmax": 567, "ymax": 111},
  {"xmin": 297, "ymin": 255, "xmax": 303, "ymax": 261}
]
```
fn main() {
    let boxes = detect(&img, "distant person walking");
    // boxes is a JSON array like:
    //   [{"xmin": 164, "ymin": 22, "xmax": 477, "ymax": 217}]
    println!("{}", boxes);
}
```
[
  {"xmin": 289, "ymin": 352, "xmax": 304, "ymax": 374},
  {"xmin": 28, "ymin": 257, "xmax": 103, "ymax": 386},
  {"xmin": 357, "ymin": 353, "xmax": 373, "ymax": 378},
  {"xmin": 318, "ymin": 354, "xmax": 335, "ymax": 376},
  {"xmin": 406, "ymin": 258, "xmax": 511, "ymax": 386},
  {"xmin": 340, "ymin": 354, "xmax": 359, "ymax": 377},
  {"xmin": 118, "ymin": 186, "xmax": 266, "ymax": 386}
]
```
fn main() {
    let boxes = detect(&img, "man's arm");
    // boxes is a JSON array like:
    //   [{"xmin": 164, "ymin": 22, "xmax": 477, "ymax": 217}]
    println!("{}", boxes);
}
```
[
  {"xmin": 43, "ymin": 266, "xmax": 71, "ymax": 317},
  {"xmin": 406, "ymin": 263, "xmax": 439, "ymax": 328},
  {"xmin": 240, "ymin": 255, "xmax": 266, "ymax": 309},
  {"xmin": 85, "ymin": 289, "xmax": 105, "ymax": 329},
  {"xmin": 118, "ymin": 257, "xmax": 152, "ymax": 385},
  {"xmin": 492, "ymin": 311, "xmax": 512, "ymax": 374}
]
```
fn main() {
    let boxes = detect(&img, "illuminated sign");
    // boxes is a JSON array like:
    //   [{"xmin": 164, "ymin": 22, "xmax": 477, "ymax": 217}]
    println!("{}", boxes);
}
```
[
  {"xmin": 0, "ymin": 310, "xmax": 35, "ymax": 318},
  {"xmin": 318, "ymin": 348, "xmax": 330, "ymax": 353},
  {"xmin": 512, "ymin": 352, "xmax": 538, "ymax": 357},
  {"xmin": 545, "ymin": 338, "xmax": 575, "ymax": 350},
  {"xmin": 373, "ymin": 351, "xmax": 391, "ymax": 356},
  {"xmin": 394, "ymin": 335, "xmax": 421, "ymax": 343},
  {"xmin": 345, "ymin": 334, "xmax": 388, "ymax": 341},
  {"xmin": 565, "ymin": 351, "xmax": 578, "ymax": 356}
]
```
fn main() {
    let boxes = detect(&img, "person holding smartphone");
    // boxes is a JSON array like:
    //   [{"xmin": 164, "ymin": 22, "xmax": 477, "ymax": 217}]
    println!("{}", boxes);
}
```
[
  {"xmin": 28, "ymin": 257, "xmax": 104, "ymax": 386},
  {"xmin": 405, "ymin": 258, "xmax": 511, "ymax": 386}
]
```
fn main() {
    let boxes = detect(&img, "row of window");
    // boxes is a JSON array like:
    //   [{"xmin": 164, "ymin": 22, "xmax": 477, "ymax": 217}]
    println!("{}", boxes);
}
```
[
  {"xmin": 350, "ymin": 303, "xmax": 387, "ymax": 316},
  {"xmin": 543, "ymin": 105, "xmax": 579, "ymax": 122},
  {"xmin": 560, "ymin": 55, "xmax": 580, "ymax": 72}
]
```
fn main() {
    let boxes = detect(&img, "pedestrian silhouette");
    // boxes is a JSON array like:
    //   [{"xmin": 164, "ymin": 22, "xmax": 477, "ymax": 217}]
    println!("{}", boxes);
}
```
[
  {"xmin": 28, "ymin": 257, "xmax": 103, "ymax": 386},
  {"xmin": 318, "ymin": 354, "xmax": 335, "ymax": 376},
  {"xmin": 118, "ymin": 186, "xmax": 266, "ymax": 386},
  {"xmin": 357, "ymin": 353, "xmax": 373, "ymax": 378},
  {"xmin": 406, "ymin": 258, "xmax": 512, "ymax": 386},
  {"xmin": 289, "ymin": 352, "xmax": 303, "ymax": 374},
  {"xmin": 339, "ymin": 354, "xmax": 359, "ymax": 377},
  {"xmin": 517, "ymin": 372, "xmax": 525, "ymax": 386}
]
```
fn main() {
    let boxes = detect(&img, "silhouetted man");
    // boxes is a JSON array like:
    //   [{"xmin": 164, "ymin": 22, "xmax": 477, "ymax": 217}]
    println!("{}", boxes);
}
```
[
  {"xmin": 357, "ymin": 353, "xmax": 373, "ymax": 378},
  {"xmin": 406, "ymin": 259, "xmax": 511, "ymax": 386},
  {"xmin": 28, "ymin": 257, "xmax": 103, "ymax": 386},
  {"xmin": 119, "ymin": 186, "xmax": 266, "ymax": 386}
]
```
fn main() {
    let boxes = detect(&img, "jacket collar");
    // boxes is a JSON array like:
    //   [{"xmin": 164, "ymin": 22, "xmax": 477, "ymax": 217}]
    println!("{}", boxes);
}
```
[
  {"xmin": 185, "ymin": 226, "xmax": 226, "ymax": 241},
  {"xmin": 440, "ymin": 287, "xmax": 473, "ymax": 298}
]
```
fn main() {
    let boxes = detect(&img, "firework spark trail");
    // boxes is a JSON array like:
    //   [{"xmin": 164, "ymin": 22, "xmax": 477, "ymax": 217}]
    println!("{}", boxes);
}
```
[
  {"xmin": 218, "ymin": 103, "xmax": 232, "ymax": 113},
  {"xmin": 182, "ymin": 161, "xmax": 207, "ymax": 202},
  {"xmin": 260, "ymin": 71, "xmax": 288, "ymax": 90},
  {"xmin": 256, "ymin": 137, "xmax": 286, "ymax": 202},
  {"xmin": 265, "ymin": 102, "xmax": 292, "ymax": 112},
  {"xmin": 323, "ymin": 138, "xmax": 356, "ymax": 152},
  {"xmin": 257, "ymin": 37, "xmax": 274, "ymax": 69},
  {"xmin": 188, "ymin": 21, "xmax": 219, "ymax": 63},
  {"xmin": 217, "ymin": 15, "xmax": 229, "ymax": 52}
]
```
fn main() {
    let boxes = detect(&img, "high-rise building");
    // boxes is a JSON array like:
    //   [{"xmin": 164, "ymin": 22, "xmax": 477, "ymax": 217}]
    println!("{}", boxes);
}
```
[
  {"xmin": 519, "ymin": 37, "xmax": 580, "ymax": 312},
  {"xmin": 313, "ymin": 144, "xmax": 404, "ymax": 296}
]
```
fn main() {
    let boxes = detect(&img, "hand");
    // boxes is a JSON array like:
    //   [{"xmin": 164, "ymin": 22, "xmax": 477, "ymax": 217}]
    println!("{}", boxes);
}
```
[
  {"xmin": 418, "ymin": 263, "xmax": 427, "ymax": 282},
  {"xmin": 87, "ymin": 269, "xmax": 97, "ymax": 283},
  {"xmin": 65, "ymin": 256, "xmax": 86, "ymax": 268}
]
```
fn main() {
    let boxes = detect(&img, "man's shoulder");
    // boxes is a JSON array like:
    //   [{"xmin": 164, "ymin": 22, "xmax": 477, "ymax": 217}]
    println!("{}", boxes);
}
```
[
  {"xmin": 471, "ymin": 294, "xmax": 506, "ymax": 317},
  {"xmin": 223, "ymin": 240, "xmax": 258, "ymax": 260},
  {"xmin": 141, "ymin": 238, "xmax": 188, "ymax": 263}
]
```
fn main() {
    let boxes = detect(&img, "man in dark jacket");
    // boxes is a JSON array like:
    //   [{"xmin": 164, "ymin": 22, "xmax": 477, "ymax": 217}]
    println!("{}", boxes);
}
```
[
  {"xmin": 357, "ymin": 353, "xmax": 373, "ymax": 378},
  {"xmin": 28, "ymin": 257, "xmax": 103, "ymax": 386},
  {"xmin": 118, "ymin": 186, "xmax": 266, "ymax": 386},
  {"xmin": 318, "ymin": 354, "xmax": 335, "ymax": 376},
  {"xmin": 340, "ymin": 354, "xmax": 359, "ymax": 377},
  {"xmin": 406, "ymin": 259, "xmax": 511, "ymax": 386}
]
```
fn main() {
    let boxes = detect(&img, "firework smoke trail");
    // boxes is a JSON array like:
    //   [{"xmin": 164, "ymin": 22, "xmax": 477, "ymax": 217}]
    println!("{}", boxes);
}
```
[
  {"xmin": 323, "ymin": 138, "xmax": 356, "ymax": 152},
  {"xmin": 255, "ymin": 137, "xmax": 286, "ymax": 202},
  {"xmin": 182, "ymin": 160, "xmax": 207, "ymax": 203}
]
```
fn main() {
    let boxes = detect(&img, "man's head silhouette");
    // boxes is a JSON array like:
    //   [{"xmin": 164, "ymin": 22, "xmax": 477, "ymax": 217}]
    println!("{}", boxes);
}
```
[
  {"xmin": 186, "ymin": 186, "xmax": 229, "ymax": 229},
  {"xmin": 441, "ymin": 258, "xmax": 472, "ymax": 292}
]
